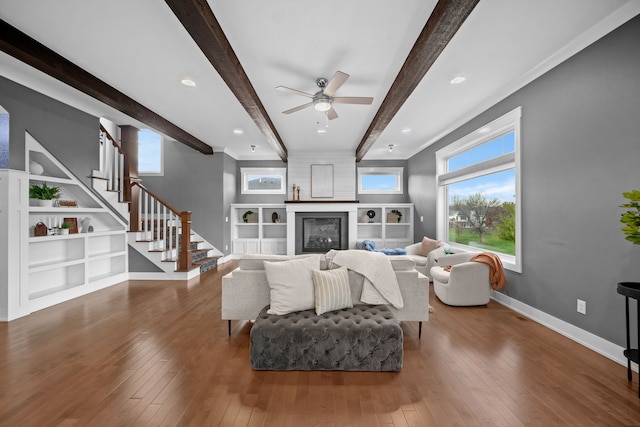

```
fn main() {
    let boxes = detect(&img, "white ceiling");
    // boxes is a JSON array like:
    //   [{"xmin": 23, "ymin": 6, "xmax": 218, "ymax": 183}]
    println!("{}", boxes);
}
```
[{"xmin": 1, "ymin": 1, "xmax": 639, "ymax": 161}]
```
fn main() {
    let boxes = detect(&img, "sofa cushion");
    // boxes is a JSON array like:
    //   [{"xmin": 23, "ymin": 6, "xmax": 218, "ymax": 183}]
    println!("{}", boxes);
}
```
[
  {"xmin": 312, "ymin": 267, "xmax": 353, "ymax": 315},
  {"xmin": 418, "ymin": 236, "xmax": 441, "ymax": 256},
  {"xmin": 264, "ymin": 256, "xmax": 320, "ymax": 315},
  {"xmin": 239, "ymin": 253, "xmax": 323, "ymax": 270}
]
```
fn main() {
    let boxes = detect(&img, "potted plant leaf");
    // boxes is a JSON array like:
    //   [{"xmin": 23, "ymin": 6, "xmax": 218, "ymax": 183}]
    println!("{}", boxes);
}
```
[
  {"xmin": 29, "ymin": 182, "xmax": 61, "ymax": 207},
  {"xmin": 620, "ymin": 190, "xmax": 640, "ymax": 244},
  {"xmin": 59, "ymin": 221, "xmax": 70, "ymax": 235}
]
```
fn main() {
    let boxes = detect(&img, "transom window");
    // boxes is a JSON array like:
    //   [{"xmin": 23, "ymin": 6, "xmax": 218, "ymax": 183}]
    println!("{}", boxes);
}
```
[
  {"xmin": 241, "ymin": 167, "xmax": 287, "ymax": 194},
  {"xmin": 138, "ymin": 129, "xmax": 163, "ymax": 175},
  {"xmin": 357, "ymin": 167, "xmax": 404, "ymax": 194},
  {"xmin": 436, "ymin": 107, "xmax": 522, "ymax": 272}
]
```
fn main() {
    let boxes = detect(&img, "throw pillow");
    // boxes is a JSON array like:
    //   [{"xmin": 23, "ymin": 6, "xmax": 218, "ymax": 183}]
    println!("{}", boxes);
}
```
[
  {"xmin": 312, "ymin": 266, "xmax": 352, "ymax": 315},
  {"xmin": 418, "ymin": 236, "xmax": 441, "ymax": 256},
  {"xmin": 264, "ymin": 256, "xmax": 319, "ymax": 315}
]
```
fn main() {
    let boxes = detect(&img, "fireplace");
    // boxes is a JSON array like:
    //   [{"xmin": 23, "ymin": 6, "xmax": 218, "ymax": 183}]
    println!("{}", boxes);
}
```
[{"xmin": 295, "ymin": 212, "xmax": 349, "ymax": 254}]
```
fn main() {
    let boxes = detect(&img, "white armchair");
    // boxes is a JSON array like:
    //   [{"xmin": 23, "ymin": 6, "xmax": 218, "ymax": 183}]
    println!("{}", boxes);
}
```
[
  {"xmin": 430, "ymin": 253, "xmax": 491, "ymax": 306},
  {"xmin": 404, "ymin": 242, "xmax": 446, "ymax": 280}
]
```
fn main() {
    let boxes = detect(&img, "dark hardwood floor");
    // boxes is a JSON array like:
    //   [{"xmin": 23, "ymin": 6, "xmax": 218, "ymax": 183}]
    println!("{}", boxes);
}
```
[{"xmin": 1, "ymin": 262, "xmax": 639, "ymax": 426}]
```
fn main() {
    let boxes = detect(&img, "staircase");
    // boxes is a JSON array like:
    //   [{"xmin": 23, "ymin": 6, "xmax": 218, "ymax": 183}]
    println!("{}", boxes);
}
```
[{"xmin": 93, "ymin": 123, "xmax": 222, "ymax": 279}]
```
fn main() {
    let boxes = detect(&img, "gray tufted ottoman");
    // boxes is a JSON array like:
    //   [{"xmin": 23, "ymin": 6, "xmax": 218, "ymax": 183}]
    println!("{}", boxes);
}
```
[{"xmin": 250, "ymin": 304, "xmax": 403, "ymax": 371}]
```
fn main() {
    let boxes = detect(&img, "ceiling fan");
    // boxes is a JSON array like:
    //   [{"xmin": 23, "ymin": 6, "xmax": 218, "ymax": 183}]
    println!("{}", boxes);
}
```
[{"xmin": 276, "ymin": 71, "xmax": 373, "ymax": 120}]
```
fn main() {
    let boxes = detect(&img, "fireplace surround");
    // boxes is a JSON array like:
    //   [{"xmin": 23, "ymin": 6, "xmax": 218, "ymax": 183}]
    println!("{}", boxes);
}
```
[{"xmin": 285, "ymin": 202, "xmax": 358, "ymax": 255}]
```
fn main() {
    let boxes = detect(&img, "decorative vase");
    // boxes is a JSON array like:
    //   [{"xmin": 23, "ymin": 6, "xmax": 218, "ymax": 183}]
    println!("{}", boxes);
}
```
[{"xmin": 29, "ymin": 160, "xmax": 44, "ymax": 175}]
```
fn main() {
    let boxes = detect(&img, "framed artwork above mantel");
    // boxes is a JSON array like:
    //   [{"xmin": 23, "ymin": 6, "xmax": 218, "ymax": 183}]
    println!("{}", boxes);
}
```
[{"xmin": 311, "ymin": 164, "xmax": 333, "ymax": 198}]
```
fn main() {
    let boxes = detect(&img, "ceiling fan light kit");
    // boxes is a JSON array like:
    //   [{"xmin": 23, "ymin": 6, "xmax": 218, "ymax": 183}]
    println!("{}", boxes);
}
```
[{"xmin": 277, "ymin": 71, "xmax": 373, "ymax": 121}]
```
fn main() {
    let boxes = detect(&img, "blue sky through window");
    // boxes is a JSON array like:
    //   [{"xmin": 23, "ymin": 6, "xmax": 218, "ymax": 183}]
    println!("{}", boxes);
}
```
[
  {"xmin": 448, "ymin": 169, "xmax": 515, "ymax": 203},
  {"xmin": 362, "ymin": 174, "xmax": 397, "ymax": 191},
  {"xmin": 138, "ymin": 129, "xmax": 162, "ymax": 173},
  {"xmin": 448, "ymin": 132, "xmax": 515, "ymax": 172}
]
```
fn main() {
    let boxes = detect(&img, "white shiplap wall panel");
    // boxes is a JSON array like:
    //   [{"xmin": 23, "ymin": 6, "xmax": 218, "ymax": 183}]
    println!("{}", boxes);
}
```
[{"xmin": 288, "ymin": 150, "xmax": 356, "ymax": 201}]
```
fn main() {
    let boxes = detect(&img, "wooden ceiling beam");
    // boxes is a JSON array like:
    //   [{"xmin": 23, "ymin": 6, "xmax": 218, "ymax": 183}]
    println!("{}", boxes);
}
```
[
  {"xmin": 355, "ymin": 0, "xmax": 479, "ymax": 162},
  {"xmin": 0, "ymin": 19, "xmax": 214, "ymax": 155},
  {"xmin": 165, "ymin": 0, "xmax": 288, "ymax": 162}
]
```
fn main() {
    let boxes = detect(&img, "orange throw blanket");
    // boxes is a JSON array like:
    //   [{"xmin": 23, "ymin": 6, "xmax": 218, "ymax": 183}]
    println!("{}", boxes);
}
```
[{"xmin": 471, "ymin": 252, "xmax": 507, "ymax": 291}]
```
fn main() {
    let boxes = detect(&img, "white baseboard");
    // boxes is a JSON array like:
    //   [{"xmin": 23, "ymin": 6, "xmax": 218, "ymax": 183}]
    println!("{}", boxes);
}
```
[{"xmin": 491, "ymin": 291, "xmax": 638, "ymax": 373}]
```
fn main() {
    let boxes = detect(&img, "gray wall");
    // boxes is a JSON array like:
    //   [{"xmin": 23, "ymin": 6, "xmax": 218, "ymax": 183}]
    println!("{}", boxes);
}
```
[
  {"xmin": 142, "ymin": 142, "xmax": 232, "ymax": 253},
  {"xmin": 0, "ymin": 76, "xmax": 99, "ymax": 186},
  {"xmin": 408, "ymin": 15, "xmax": 640, "ymax": 346}
]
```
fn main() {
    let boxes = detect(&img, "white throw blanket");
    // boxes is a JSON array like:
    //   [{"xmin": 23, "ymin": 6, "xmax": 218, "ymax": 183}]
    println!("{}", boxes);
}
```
[{"xmin": 327, "ymin": 250, "xmax": 403, "ymax": 309}]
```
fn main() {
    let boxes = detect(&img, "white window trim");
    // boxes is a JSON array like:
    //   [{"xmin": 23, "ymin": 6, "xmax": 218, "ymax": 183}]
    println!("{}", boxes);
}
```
[
  {"xmin": 138, "ymin": 133, "xmax": 164, "ymax": 176},
  {"xmin": 436, "ymin": 107, "xmax": 522, "ymax": 273},
  {"xmin": 241, "ymin": 167, "xmax": 287, "ymax": 195},
  {"xmin": 357, "ymin": 167, "xmax": 404, "ymax": 194}
]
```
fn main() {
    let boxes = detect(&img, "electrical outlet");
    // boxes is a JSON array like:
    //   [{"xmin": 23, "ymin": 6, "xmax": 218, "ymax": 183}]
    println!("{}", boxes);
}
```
[
  {"xmin": 225, "ymin": 216, "xmax": 229, "ymax": 222},
  {"xmin": 225, "ymin": 245, "xmax": 228, "ymax": 251},
  {"xmin": 577, "ymin": 299, "xmax": 586, "ymax": 315},
  {"xmin": 420, "ymin": 216, "xmax": 424, "ymax": 222}
]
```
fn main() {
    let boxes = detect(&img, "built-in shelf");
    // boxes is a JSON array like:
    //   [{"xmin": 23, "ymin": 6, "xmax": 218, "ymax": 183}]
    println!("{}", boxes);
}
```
[{"xmin": 25, "ymin": 131, "xmax": 128, "ymax": 313}]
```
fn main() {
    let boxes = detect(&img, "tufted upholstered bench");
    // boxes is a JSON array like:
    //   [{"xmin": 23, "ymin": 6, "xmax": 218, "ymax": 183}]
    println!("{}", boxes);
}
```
[{"xmin": 250, "ymin": 304, "xmax": 403, "ymax": 371}]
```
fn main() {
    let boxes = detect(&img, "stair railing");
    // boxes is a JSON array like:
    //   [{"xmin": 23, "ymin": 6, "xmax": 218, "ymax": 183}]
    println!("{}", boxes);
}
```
[
  {"xmin": 99, "ymin": 124, "xmax": 125, "ymax": 201},
  {"xmin": 130, "ymin": 181, "xmax": 192, "ymax": 272}
]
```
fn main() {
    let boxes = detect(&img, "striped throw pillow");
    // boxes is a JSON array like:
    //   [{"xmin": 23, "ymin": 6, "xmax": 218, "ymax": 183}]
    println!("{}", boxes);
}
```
[{"xmin": 312, "ymin": 267, "xmax": 353, "ymax": 315}]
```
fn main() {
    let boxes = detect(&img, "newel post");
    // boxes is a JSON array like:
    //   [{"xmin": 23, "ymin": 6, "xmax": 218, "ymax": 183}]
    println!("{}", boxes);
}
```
[
  {"xmin": 120, "ymin": 125, "xmax": 140, "ymax": 231},
  {"xmin": 177, "ymin": 211, "xmax": 192, "ymax": 272}
]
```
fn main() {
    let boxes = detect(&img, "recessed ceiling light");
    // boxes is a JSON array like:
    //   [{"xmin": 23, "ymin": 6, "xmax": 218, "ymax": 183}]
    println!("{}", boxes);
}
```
[
  {"xmin": 478, "ymin": 127, "xmax": 490, "ymax": 134},
  {"xmin": 233, "ymin": 129, "xmax": 244, "ymax": 135},
  {"xmin": 317, "ymin": 128, "xmax": 327, "ymax": 134},
  {"xmin": 401, "ymin": 127, "xmax": 412, "ymax": 134},
  {"xmin": 180, "ymin": 78, "xmax": 196, "ymax": 87},
  {"xmin": 450, "ymin": 75, "xmax": 466, "ymax": 85}
]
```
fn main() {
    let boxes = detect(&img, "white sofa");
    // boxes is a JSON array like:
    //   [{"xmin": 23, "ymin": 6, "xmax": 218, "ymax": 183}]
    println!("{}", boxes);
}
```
[
  {"xmin": 222, "ymin": 253, "xmax": 429, "ymax": 337},
  {"xmin": 404, "ymin": 242, "xmax": 447, "ymax": 280}
]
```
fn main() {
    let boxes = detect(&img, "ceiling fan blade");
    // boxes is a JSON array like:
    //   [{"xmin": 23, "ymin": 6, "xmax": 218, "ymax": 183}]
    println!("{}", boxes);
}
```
[
  {"xmin": 282, "ymin": 102, "xmax": 313, "ymax": 114},
  {"xmin": 332, "ymin": 96, "xmax": 374, "ymax": 105},
  {"xmin": 276, "ymin": 86, "xmax": 314, "ymax": 98},
  {"xmin": 325, "ymin": 106, "xmax": 339, "ymax": 120},
  {"xmin": 323, "ymin": 71, "xmax": 349, "ymax": 97}
]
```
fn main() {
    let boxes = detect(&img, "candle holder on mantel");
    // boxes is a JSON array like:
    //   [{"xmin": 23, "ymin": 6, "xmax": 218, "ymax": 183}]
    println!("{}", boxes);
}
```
[
  {"xmin": 291, "ymin": 183, "xmax": 296, "ymax": 201},
  {"xmin": 296, "ymin": 186, "xmax": 301, "ymax": 201}
]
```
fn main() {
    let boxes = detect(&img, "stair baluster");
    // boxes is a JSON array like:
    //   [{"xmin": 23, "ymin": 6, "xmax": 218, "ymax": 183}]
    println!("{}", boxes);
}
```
[{"xmin": 132, "ymin": 182, "xmax": 192, "ymax": 272}]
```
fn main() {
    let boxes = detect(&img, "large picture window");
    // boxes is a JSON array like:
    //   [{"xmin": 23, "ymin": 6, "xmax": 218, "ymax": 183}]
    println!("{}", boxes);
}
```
[{"xmin": 436, "ymin": 107, "xmax": 522, "ymax": 272}]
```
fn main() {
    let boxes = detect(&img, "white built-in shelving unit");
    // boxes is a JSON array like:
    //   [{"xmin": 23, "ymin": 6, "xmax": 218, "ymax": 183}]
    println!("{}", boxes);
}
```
[
  {"xmin": 231, "ymin": 204, "xmax": 287, "ymax": 255},
  {"xmin": 356, "ymin": 204, "xmax": 414, "ymax": 249},
  {"xmin": 230, "ymin": 203, "xmax": 414, "ymax": 256},
  {"xmin": 25, "ymin": 132, "xmax": 127, "ymax": 312}
]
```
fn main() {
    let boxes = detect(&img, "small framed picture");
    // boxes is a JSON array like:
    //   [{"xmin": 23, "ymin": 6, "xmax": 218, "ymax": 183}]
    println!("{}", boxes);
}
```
[{"xmin": 64, "ymin": 217, "xmax": 79, "ymax": 234}]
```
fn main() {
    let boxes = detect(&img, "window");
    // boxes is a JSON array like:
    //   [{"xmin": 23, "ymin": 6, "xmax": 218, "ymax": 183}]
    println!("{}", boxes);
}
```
[
  {"xmin": 357, "ymin": 167, "xmax": 404, "ymax": 194},
  {"xmin": 0, "ymin": 105, "xmax": 8, "ymax": 169},
  {"xmin": 436, "ymin": 107, "xmax": 522, "ymax": 272},
  {"xmin": 241, "ymin": 167, "xmax": 287, "ymax": 194},
  {"xmin": 138, "ymin": 129, "xmax": 163, "ymax": 175}
]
